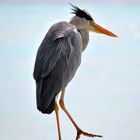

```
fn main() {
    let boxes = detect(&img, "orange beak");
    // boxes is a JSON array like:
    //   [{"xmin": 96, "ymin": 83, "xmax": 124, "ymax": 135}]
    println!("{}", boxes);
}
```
[{"xmin": 89, "ymin": 22, "xmax": 118, "ymax": 37}]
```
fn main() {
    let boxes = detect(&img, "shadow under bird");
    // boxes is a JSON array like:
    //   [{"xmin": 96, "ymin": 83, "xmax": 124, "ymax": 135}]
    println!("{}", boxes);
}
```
[{"xmin": 33, "ymin": 4, "xmax": 117, "ymax": 140}]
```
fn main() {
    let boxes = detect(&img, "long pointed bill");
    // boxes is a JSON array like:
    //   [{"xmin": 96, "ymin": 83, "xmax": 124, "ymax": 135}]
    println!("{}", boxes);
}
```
[{"xmin": 90, "ymin": 22, "xmax": 118, "ymax": 37}]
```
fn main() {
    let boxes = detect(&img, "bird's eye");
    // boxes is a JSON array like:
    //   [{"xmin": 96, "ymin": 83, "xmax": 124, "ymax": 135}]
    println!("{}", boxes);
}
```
[
  {"xmin": 90, "ymin": 20, "xmax": 95, "ymax": 25},
  {"xmin": 90, "ymin": 19, "xmax": 95, "ymax": 22}
]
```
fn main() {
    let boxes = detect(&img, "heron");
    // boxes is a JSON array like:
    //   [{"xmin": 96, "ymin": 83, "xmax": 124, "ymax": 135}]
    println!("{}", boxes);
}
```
[{"xmin": 33, "ymin": 4, "xmax": 117, "ymax": 140}]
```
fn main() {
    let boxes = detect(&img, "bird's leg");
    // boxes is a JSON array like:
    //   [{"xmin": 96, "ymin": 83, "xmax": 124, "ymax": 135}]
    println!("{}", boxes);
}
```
[
  {"xmin": 59, "ymin": 88, "xmax": 103, "ymax": 140},
  {"xmin": 55, "ymin": 104, "xmax": 62, "ymax": 140}
]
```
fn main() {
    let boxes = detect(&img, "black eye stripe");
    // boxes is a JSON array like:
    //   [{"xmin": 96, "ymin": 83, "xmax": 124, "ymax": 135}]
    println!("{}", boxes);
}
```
[{"xmin": 70, "ymin": 4, "xmax": 93, "ymax": 21}]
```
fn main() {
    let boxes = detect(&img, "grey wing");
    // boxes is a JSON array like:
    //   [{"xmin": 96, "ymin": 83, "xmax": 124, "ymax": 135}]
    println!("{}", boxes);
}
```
[
  {"xmin": 33, "ymin": 22, "xmax": 82, "ymax": 114},
  {"xmin": 33, "ymin": 36, "xmax": 65, "ymax": 81}
]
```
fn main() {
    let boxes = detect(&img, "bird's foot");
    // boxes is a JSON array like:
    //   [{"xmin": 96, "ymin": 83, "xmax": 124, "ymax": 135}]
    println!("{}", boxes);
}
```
[{"xmin": 76, "ymin": 129, "xmax": 103, "ymax": 140}]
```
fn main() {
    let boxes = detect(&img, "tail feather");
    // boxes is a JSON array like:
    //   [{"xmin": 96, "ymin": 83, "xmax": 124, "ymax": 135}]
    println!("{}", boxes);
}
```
[
  {"xmin": 37, "ymin": 98, "xmax": 55, "ymax": 114},
  {"xmin": 36, "ymin": 78, "xmax": 56, "ymax": 114},
  {"xmin": 35, "ymin": 65, "xmax": 64, "ymax": 114}
]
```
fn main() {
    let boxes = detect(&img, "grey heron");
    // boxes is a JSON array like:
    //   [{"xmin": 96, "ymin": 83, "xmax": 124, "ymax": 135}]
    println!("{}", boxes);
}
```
[{"xmin": 33, "ymin": 4, "xmax": 117, "ymax": 140}]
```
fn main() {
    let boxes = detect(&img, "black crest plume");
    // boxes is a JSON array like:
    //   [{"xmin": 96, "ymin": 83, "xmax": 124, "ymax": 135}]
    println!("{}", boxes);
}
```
[{"xmin": 70, "ymin": 4, "xmax": 93, "ymax": 20}]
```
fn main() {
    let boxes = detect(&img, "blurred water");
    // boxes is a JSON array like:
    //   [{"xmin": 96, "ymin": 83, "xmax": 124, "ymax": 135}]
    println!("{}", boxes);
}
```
[{"xmin": 0, "ymin": 3, "xmax": 140, "ymax": 140}]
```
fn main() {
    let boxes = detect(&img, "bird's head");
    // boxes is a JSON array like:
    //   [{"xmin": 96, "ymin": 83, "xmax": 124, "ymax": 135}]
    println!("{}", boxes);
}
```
[{"xmin": 70, "ymin": 4, "xmax": 118, "ymax": 37}]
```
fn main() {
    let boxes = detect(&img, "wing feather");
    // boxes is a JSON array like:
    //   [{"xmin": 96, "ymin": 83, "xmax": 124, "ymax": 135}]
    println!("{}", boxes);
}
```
[
  {"xmin": 33, "ymin": 21, "xmax": 82, "ymax": 113},
  {"xmin": 33, "ymin": 36, "xmax": 64, "ymax": 80}
]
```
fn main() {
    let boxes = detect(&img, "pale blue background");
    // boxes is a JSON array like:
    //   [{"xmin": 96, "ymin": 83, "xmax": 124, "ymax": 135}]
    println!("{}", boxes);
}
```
[{"xmin": 0, "ymin": 2, "xmax": 140, "ymax": 140}]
